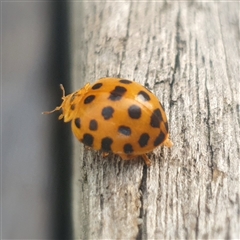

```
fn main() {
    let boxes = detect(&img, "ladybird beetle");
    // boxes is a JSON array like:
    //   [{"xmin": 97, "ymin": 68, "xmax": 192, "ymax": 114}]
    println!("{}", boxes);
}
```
[{"xmin": 43, "ymin": 77, "xmax": 173, "ymax": 166}]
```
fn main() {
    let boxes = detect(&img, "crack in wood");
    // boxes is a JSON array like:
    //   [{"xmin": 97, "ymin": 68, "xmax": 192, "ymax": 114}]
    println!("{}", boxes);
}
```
[{"xmin": 137, "ymin": 164, "xmax": 148, "ymax": 239}]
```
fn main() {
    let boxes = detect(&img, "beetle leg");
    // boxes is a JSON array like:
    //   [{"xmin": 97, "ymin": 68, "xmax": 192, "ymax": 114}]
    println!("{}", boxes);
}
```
[
  {"xmin": 102, "ymin": 152, "xmax": 109, "ymax": 158},
  {"xmin": 118, "ymin": 153, "xmax": 152, "ymax": 166},
  {"xmin": 141, "ymin": 154, "xmax": 152, "ymax": 166},
  {"xmin": 84, "ymin": 145, "xmax": 92, "ymax": 150}
]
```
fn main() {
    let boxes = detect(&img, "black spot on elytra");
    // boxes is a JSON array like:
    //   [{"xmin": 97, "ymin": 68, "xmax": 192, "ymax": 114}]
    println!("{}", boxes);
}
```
[
  {"xmin": 138, "ymin": 133, "xmax": 150, "ymax": 147},
  {"xmin": 82, "ymin": 133, "xmax": 94, "ymax": 147},
  {"xmin": 102, "ymin": 106, "xmax": 114, "ymax": 120},
  {"xmin": 75, "ymin": 118, "xmax": 81, "ymax": 128},
  {"xmin": 123, "ymin": 144, "xmax": 134, "ymax": 154},
  {"xmin": 165, "ymin": 122, "xmax": 169, "ymax": 132},
  {"xmin": 119, "ymin": 79, "xmax": 132, "ymax": 84},
  {"xmin": 128, "ymin": 105, "xmax": 141, "ymax": 119},
  {"xmin": 150, "ymin": 108, "xmax": 163, "ymax": 128},
  {"xmin": 89, "ymin": 119, "xmax": 98, "ymax": 131},
  {"xmin": 71, "ymin": 104, "xmax": 75, "ymax": 110},
  {"xmin": 92, "ymin": 83, "xmax": 103, "ymax": 90},
  {"xmin": 154, "ymin": 132, "xmax": 165, "ymax": 146},
  {"xmin": 84, "ymin": 95, "xmax": 95, "ymax": 104},
  {"xmin": 101, "ymin": 137, "xmax": 113, "ymax": 152},
  {"xmin": 108, "ymin": 86, "xmax": 127, "ymax": 101},
  {"xmin": 118, "ymin": 126, "xmax": 131, "ymax": 136},
  {"xmin": 137, "ymin": 91, "xmax": 150, "ymax": 102}
]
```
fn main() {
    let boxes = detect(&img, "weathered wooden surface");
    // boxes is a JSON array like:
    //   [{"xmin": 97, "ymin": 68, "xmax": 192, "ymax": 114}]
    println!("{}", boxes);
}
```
[{"xmin": 70, "ymin": 2, "xmax": 239, "ymax": 239}]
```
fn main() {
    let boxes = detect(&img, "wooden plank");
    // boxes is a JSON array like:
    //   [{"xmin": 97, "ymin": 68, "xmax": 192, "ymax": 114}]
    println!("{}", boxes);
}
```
[{"xmin": 70, "ymin": 2, "xmax": 239, "ymax": 239}]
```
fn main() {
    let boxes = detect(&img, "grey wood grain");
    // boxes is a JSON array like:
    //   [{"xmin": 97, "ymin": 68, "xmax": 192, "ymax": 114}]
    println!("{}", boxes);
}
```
[{"xmin": 70, "ymin": 2, "xmax": 239, "ymax": 239}]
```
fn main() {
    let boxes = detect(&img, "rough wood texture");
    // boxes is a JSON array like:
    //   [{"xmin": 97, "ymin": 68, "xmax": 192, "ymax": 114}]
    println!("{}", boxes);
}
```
[{"xmin": 70, "ymin": 2, "xmax": 239, "ymax": 239}]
